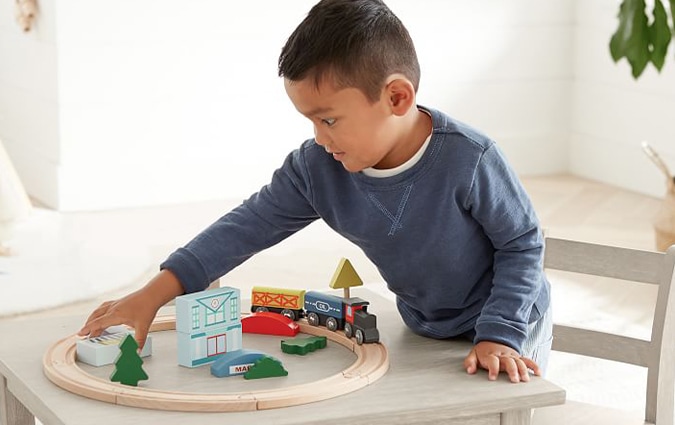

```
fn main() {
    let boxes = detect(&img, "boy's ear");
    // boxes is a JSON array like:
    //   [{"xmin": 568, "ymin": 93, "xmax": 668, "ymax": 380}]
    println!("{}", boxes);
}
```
[{"xmin": 384, "ymin": 76, "xmax": 415, "ymax": 116}]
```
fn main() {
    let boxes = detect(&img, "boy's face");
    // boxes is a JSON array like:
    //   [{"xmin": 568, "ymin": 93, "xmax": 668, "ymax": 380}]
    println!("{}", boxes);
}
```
[{"xmin": 284, "ymin": 76, "xmax": 403, "ymax": 172}]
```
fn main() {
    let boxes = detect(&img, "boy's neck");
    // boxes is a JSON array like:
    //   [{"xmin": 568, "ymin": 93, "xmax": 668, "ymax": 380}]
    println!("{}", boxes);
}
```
[
  {"xmin": 377, "ymin": 107, "xmax": 432, "ymax": 170},
  {"xmin": 409, "ymin": 107, "xmax": 433, "ymax": 151}
]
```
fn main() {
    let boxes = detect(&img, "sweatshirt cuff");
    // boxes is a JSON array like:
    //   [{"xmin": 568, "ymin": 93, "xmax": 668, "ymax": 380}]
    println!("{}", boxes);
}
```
[
  {"xmin": 159, "ymin": 248, "xmax": 210, "ymax": 294},
  {"xmin": 474, "ymin": 321, "xmax": 527, "ymax": 354}
]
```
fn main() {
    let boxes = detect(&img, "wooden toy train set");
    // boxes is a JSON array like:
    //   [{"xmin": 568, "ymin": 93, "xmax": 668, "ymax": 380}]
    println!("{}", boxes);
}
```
[
  {"xmin": 42, "ymin": 258, "xmax": 389, "ymax": 411},
  {"xmin": 250, "ymin": 286, "xmax": 380, "ymax": 345}
]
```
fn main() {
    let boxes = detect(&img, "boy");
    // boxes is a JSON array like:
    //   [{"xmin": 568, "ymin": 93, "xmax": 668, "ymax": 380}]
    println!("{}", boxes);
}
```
[{"xmin": 79, "ymin": 0, "xmax": 551, "ymax": 384}]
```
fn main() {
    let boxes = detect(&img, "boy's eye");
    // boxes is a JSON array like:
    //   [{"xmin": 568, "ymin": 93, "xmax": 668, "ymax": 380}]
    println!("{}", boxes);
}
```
[{"xmin": 321, "ymin": 118, "xmax": 336, "ymax": 127}]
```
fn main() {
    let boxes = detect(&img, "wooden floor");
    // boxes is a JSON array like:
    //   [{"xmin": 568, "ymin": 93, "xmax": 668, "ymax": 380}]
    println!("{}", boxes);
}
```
[
  {"xmin": 523, "ymin": 174, "xmax": 662, "ymax": 250},
  {"xmin": 1, "ymin": 173, "xmax": 670, "ymax": 421}
]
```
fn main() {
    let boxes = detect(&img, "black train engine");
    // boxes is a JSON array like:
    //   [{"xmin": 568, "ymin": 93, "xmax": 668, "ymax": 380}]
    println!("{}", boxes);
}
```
[
  {"xmin": 304, "ymin": 290, "xmax": 379, "ymax": 344},
  {"xmin": 343, "ymin": 298, "xmax": 379, "ymax": 344}
]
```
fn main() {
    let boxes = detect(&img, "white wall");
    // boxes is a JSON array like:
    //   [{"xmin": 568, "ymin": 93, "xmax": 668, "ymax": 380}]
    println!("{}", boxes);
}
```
[
  {"xmin": 396, "ymin": 1, "xmax": 574, "ymax": 176},
  {"xmin": 3, "ymin": 1, "xmax": 575, "ymax": 210},
  {"xmin": 571, "ymin": 0, "xmax": 675, "ymax": 198},
  {"xmin": 0, "ymin": 0, "xmax": 60, "ymax": 207}
]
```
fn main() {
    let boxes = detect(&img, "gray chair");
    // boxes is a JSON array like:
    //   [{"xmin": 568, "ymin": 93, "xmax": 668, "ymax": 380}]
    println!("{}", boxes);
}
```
[{"xmin": 533, "ymin": 238, "xmax": 675, "ymax": 425}]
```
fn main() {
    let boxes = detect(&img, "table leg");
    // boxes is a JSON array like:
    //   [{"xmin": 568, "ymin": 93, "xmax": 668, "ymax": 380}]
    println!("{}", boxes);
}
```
[
  {"xmin": 501, "ymin": 409, "xmax": 531, "ymax": 425},
  {"xmin": 0, "ymin": 375, "xmax": 34, "ymax": 425}
]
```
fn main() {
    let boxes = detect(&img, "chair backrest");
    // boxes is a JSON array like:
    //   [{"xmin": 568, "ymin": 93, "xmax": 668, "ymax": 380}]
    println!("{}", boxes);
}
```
[{"xmin": 544, "ymin": 237, "xmax": 675, "ymax": 425}]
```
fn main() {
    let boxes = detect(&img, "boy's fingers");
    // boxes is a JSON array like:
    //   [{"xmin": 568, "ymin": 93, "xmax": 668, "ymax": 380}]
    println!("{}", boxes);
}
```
[
  {"xmin": 79, "ymin": 301, "xmax": 115, "ymax": 336},
  {"xmin": 134, "ymin": 323, "xmax": 151, "ymax": 351},
  {"xmin": 463, "ymin": 349, "xmax": 478, "ymax": 374},
  {"xmin": 516, "ymin": 359, "xmax": 530, "ymax": 382},
  {"xmin": 521, "ymin": 356, "xmax": 541, "ymax": 376},
  {"xmin": 79, "ymin": 314, "xmax": 125, "ymax": 338},
  {"xmin": 78, "ymin": 317, "xmax": 106, "ymax": 337},
  {"xmin": 486, "ymin": 355, "xmax": 500, "ymax": 380},
  {"xmin": 78, "ymin": 318, "xmax": 102, "ymax": 337},
  {"xmin": 501, "ymin": 357, "xmax": 519, "ymax": 383}
]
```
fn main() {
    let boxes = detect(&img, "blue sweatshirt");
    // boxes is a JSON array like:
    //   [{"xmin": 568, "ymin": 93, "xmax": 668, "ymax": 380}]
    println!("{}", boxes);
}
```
[{"xmin": 161, "ymin": 107, "xmax": 550, "ymax": 353}]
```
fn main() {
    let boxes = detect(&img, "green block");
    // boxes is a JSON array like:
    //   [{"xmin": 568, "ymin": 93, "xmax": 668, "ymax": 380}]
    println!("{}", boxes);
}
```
[
  {"xmin": 244, "ymin": 356, "xmax": 288, "ymax": 380},
  {"xmin": 281, "ymin": 336, "xmax": 327, "ymax": 355}
]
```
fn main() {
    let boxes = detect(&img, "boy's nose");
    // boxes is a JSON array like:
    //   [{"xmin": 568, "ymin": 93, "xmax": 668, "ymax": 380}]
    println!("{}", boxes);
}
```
[{"xmin": 313, "ymin": 125, "xmax": 331, "ymax": 149}]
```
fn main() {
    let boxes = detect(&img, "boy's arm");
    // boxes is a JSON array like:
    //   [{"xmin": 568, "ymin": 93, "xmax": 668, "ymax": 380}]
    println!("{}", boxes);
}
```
[
  {"xmin": 80, "ymin": 143, "xmax": 319, "ymax": 345},
  {"xmin": 160, "ymin": 144, "xmax": 320, "ymax": 295},
  {"xmin": 464, "ymin": 143, "xmax": 546, "ymax": 378}
]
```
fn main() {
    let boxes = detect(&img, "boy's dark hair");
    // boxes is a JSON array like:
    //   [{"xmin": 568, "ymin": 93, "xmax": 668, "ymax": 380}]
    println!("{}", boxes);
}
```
[{"xmin": 278, "ymin": 0, "xmax": 420, "ymax": 103}]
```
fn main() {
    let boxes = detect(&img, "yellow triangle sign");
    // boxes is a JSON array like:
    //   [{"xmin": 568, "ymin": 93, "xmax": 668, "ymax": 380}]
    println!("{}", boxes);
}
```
[{"xmin": 329, "ymin": 258, "xmax": 363, "ymax": 292}]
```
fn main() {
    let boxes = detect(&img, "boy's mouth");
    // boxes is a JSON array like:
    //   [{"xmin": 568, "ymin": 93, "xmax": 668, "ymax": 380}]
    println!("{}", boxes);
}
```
[{"xmin": 325, "ymin": 147, "xmax": 345, "ymax": 160}]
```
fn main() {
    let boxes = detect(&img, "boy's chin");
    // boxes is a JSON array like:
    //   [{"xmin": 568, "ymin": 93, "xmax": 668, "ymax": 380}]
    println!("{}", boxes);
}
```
[{"xmin": 340, "ymin": 162, "xmax": 366, "ymax": 173}]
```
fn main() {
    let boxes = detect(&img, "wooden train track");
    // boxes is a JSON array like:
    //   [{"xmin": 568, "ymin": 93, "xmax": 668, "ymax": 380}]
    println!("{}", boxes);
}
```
[{"xmin": 43, "ymin": 315, "xmax": 389, "ymax": 412}]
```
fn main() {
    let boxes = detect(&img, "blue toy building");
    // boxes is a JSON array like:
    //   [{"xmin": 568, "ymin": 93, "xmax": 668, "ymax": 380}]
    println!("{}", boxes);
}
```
[{"xmin": 175, "ymin": 287, "xmax": 243, "ymax": 368}]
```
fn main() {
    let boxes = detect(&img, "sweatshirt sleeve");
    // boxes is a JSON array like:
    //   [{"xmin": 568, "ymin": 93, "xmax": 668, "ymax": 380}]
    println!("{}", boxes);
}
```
[
  {"xmin": 464, "ymin": 143, "xmax": 545, "ymax": 353},
  {"xmin": 160, "ymin": 144, "xmax": 320, "ymax": 294}
]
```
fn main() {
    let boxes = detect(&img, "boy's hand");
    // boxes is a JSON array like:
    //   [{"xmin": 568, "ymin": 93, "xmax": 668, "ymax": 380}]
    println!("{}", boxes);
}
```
[
  {"xmin": 463, "ymin": 341, "xmax": 541, "ymax": 383},
  {"xmin": 77, "ymin": 290, "xmax": 158, "ymax": 350},
  {"xmin": 78, "ymin": 269, "xmax": 184, "ymax": 350}
]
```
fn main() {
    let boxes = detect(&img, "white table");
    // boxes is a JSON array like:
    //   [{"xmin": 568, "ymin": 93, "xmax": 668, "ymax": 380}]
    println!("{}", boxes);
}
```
[{"xmin": 0, "ymin": 288, "xmax": 564, "ymax": 425}]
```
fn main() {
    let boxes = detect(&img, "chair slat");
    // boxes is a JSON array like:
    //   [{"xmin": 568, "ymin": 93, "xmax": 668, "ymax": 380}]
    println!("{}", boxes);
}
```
[
  {"xmin": 544, "ymin": 238, "xmax": 662, "ymax": 284},
  {"xmin": 551, "ymin": 324, "xmax": 651, "ymax": 367}
]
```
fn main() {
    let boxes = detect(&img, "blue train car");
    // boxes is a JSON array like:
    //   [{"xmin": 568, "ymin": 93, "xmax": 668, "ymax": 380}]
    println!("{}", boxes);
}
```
[{"xmin": 304, "ymin": 291, "xmax": 344, "ymax": 331}]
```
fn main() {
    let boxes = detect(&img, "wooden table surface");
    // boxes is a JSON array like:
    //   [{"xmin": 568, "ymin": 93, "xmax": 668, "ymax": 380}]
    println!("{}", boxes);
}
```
[{"xmin": 0, "ymin": 288, "xmax": 564, "ymax": 425}]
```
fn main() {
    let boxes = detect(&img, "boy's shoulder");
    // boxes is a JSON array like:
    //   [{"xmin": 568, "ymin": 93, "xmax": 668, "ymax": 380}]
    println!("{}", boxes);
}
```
[{"xmin": 423, "ymin": 106, "xmax": 494, "ymax": 152}]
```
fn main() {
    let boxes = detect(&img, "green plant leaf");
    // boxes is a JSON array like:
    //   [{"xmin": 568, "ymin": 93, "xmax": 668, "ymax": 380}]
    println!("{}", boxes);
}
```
[
  {"xmin": 649, "ymin": 0, "xmax": 672, "ymax": 70},
  {"xmin": 671, "ymin": 0, "xmax": 675, "ymax": 57},
  {"xmin": 609, "ymin": 0, "xmax": 651, "ymax": 78}
]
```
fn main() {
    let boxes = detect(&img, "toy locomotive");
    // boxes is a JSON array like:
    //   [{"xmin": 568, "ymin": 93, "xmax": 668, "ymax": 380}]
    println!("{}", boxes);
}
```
[{"xmin": 251, "ymin": 286, "xmax": 380, "ymax": 344}]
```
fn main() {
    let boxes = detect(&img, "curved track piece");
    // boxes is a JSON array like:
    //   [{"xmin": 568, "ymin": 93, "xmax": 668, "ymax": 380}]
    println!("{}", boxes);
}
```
[{"xmin": 43, "ymin": 315, "xmax": 389, "ymax": 412}]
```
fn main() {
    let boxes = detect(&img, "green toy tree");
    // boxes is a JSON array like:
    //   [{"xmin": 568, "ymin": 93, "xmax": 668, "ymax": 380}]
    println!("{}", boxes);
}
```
[{"xmin": 110, "ymin": 334, "xmax": 148, "ymax": 386}]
